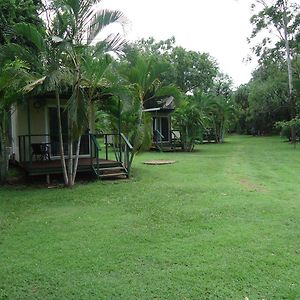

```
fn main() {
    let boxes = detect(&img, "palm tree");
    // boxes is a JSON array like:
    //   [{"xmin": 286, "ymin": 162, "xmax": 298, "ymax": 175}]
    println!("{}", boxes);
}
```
[
  {"xmin": 18, "ymin": 0, "xmax": 127, "ymax": 186},
  {"xmin": 173, "ymin": 96, "xmax": 207, "ymax": 151},
  {"xmin": 197, "ymin": 93, "xmax": 236, "ymax": 143},
  {"xmin": 117, "ymin": 54, "xmax": 181, "ymax": 153},
  {"xmin": 47, "ymin": 0, "xmax": 127, "ymax": 186}
]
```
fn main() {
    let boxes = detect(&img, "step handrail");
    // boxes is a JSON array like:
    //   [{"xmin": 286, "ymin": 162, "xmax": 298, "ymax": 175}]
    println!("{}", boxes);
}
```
[
  {"xmin": 154, "ymin": 129, "xmax": 164, "ymax": 139},
  {"xmin": 120, "ymin": 133, "xmax": 133, "ymax": 150},
  {"xmin": 119, "ymin": 133, "xmax": 134, "ymax": 177},
  {"xmin": 92, "ymin": 133, "xmax": 134, "ymax": 178},
  {"xmin": 153, "ymin": 129, "xmax": 164, "ymax": 151}
]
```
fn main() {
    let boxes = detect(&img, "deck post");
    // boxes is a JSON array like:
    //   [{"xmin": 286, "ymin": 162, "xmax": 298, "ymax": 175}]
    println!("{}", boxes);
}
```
[
  {"xmin": 18, "ymin": 136, "xmax": 21, "ymax": 162},
  {"xmin": 46, "ymin": 174, "xmax": 50, "ymax": 185},
  {"xmin": 89, "ymin": 134, "xmax": 91, "ymax": 160},
  {"xmin": 118, "ymin": 96, "xmax": 122, "ymax": 163},
  {"xmin": 105, "ymin": 135, "xmax": 108, "ymax": 160},
  {"xmin": 169, "ymin": 115, "xmax": 172, "ymax": 149},
  {"xmin": 27, "ymin": 97, "xmax": 32, "ymax": 165}
]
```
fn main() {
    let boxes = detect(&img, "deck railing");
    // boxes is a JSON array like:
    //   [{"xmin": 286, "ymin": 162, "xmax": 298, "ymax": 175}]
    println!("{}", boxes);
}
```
[
  {"xmin": 170, "ymin": 130, "xmax": 182, "ymax": 149},
  {"xmin": 92, "ymin": 133, "xmax": 134, "ymax": 177},
  {"xmin": 18, "ymin": 132, "xmax": 134, "ymax": 177},
  {"xmin": 153, "ymin": 129, "xmax": 182, "ymax": 151},
  {"xmin": 18, "ymin": 134, "xmax": 90, "ymax": 163}
]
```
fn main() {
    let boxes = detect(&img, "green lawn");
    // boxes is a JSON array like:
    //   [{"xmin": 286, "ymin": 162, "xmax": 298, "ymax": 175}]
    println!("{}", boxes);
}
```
[{"xmin": 1, "ymin": 135, "xmax": 300, "ymax": 299}]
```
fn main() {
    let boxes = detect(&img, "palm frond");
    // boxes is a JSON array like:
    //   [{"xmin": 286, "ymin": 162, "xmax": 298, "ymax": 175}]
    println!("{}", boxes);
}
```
[
  {"xmin": 0, "ymin": 44, "xmax": 33, "ymax": 65},
  {"xmin": 23, "ymin": 76, "xmax": 47, "ymax": 93},
  {"xmin": 100, "ymin": 33, "xmax": 127, "ymax": 54},
  {"xmin": 87, "ymin": 9, "xmax": 127, "ymax": 44},
  {"xmin": 14, "ymin": 23, "xmax": 45, "ymax": 52}
]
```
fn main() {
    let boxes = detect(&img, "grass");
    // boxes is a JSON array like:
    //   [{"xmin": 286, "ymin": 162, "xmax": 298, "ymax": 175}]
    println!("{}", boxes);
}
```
[{"xmin": 0, "ymin": 135, "xmax": 300, "ymax": 299}]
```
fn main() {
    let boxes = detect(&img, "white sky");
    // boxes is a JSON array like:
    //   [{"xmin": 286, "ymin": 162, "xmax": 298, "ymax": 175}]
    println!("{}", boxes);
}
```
[{"xmin": 101, "ymin": 0, "xmax": 258, "ymax": 87}]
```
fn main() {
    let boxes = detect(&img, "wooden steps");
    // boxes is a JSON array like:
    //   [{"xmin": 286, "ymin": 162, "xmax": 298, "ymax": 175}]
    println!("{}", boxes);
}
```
[
  {"xmin": 92, "ymin": 163, "xmax": 128, "ymax": 179},
  {"xmin": 152, "ymin": 141, "xmax": 182, "ymax": 152}
]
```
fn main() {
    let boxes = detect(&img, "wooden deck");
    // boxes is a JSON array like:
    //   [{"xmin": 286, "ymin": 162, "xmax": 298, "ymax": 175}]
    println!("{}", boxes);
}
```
[{"xmin": 19, "ymin": 158, "xmax": 120, "ymax": 176}]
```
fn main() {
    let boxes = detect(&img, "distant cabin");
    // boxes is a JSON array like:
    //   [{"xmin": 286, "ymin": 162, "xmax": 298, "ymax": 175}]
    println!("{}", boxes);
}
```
[{"xmin": 143, "ymin": 96, "xmax": 182, "ymax": 151}]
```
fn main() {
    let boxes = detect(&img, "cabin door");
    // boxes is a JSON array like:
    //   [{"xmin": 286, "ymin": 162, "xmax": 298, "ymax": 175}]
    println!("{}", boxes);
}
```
[
  {"xmin": 48, "ymin": 107, "xmax": 90, "ymax": 156},
  {"xmin": 153, "ymin": 116, "xmax": 170, "ymax": 142},
  {"xmin": 49, "ymin": 107, "xmax": 68, "ymax": 156}
]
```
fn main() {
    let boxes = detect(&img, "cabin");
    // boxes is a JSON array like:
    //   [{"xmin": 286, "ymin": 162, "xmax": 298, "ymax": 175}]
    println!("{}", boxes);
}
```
[
  {"xmin": 10, "ymin": 94, "xmax": 133, "ymax": 180},
  {"xmin": 143, "ymin": 96, "xmax": 182, "ymax": 151}
]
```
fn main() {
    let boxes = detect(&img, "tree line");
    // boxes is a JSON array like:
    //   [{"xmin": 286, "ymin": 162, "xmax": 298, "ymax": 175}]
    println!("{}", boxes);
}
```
[{"xmin": 234, "ymin": 0, "xmax": 300, "ymax": 140}]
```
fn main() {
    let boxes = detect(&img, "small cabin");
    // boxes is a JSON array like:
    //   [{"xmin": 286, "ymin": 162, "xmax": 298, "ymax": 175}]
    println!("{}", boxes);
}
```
[
  {"xmin": 143, "ymin": 96, "xmax": 182, "ymax": 151},
  {"xmin": 10, "ymin": 94, "xmax": 133, "ymax": 179}
]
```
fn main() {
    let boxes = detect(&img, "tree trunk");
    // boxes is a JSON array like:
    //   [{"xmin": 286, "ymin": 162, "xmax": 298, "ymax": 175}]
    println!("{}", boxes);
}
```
[
  {"xmin": 67, "ymin": 141, "xmax": 73, "ymax": 186},
  {"xmin": 214, "ymin": 120, "xmax": 220, "ymax": 143},
  {"xmin": 71, "ymin": 135, "xmax": 81, "ymax": 185},
  {"xmin": 55, "ymin": 90, "xmax": 68, "ymax": 185},
  {"xmin": 0, "ymin": 136, "xmax": 7, "ymax": 183},
  {"xmin": 67, "ymin": 120, "xmax": 73, "ymax": 187},
  {"xmin": 282, "ymin": 0, "xmax": 296, "ymax": 143},
  {"xmin": 0, "ymin": 110, "xmax": 9, "ymax": 183}
]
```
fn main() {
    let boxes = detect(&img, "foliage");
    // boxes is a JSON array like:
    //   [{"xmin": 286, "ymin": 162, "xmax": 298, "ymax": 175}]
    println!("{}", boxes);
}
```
[
  {"xmin": 234, "ymin": 58, "xmax": 290, "ymax": 135},
  {"xmin": 0, "ymin": 0, "xmax": 44, "ymax": 183},
  {"xmin": 234, "ymin": 84, "xmax": 251, "ymax": 134},
  {"xmin": 0, "ymin": 60, "xmax": 32, "ymax": 182},
  {"xmin": 168, "ymin": 46, "xmax": 218, "ymax": 94},
  {"xmin": 124, "ymin": 37, "xmax": 219, "ymax": 94},
  {"xmin": 196, "ymin": 93, "xmax": 236, "ymax": 143},
  {"xmin": 275, "ymin": 117, "xmax": 300, "ymax": 140},
  {"xmin": 249, "ymin": 0, "xmax": 300, "ymax": 142},
  {"xmin": 249, "ymin": 0, "xmax": 300, "ymax": 61},
  {"xmin": 0, "ymin": 0, "xmax": 43, "ymax": 45},
  {"xmin": 173, "ymin": 96, "xmax": 206, "ymax": 151},
  {"xmin": 18, "ymin": 0, "xmax": 127, "ymax": 186},
  {"xmin": 115, "ymin": 53, "xmax": 181, "ymax": 153},
  {"xmin": 121, "ymin": 38, "xmax": 234, "ymax": 150}
]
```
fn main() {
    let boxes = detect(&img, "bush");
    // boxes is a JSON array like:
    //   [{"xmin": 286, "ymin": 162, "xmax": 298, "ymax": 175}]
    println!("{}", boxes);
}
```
[{"xmin": 275, "ymin": 118, "xmax": 300, "ymax": 141}]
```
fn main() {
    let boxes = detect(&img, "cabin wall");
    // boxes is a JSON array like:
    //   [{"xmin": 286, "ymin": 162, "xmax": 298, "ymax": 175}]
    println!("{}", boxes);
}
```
[
  {"xmin": 11, "ymin": 98, "xmax": 48, "ymax": 161},
  {"xmin": 11, "ymin": 97, "xmax": 95, "ymax": 162}
]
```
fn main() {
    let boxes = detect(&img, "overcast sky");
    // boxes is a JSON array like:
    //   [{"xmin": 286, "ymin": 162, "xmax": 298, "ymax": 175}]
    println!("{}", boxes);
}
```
[{"xmin": 100, "ymin": 0, "xmax": 258, "ymax": 87}]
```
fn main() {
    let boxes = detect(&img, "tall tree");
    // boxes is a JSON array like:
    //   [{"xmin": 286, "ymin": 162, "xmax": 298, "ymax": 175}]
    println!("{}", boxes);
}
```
[
  {"xmin": 49, "ymin": 0, "xmax": 127, "ymax": 186},
  {"xmin": 14, "ymin": 0, "xmax": 127, "ymax": 186},
  {"xmin": 117, "ymin": 53, "xmax": 181, "ymax": 153},
  {"xmin": 249, "ymin": 0, "xmax": 300, "ymax": 142},
  {"xmin": 124, "ymin": 37, "xmax": 219, "ymax": 94},
  {"xmin": 234, "ymin": 58, "xmax": 290, "ymax": 135}
]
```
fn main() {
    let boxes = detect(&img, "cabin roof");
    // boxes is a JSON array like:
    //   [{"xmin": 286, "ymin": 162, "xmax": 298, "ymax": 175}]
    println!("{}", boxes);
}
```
[{"xmin": 143, "ymin": 96, "xmax": 175, "ymax": 112}]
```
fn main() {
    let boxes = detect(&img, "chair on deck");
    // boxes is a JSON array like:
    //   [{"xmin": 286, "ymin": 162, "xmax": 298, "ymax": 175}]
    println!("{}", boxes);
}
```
[{"xmin": 31, "ymin": 143, "xmax": 51, "ymax": 161}]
